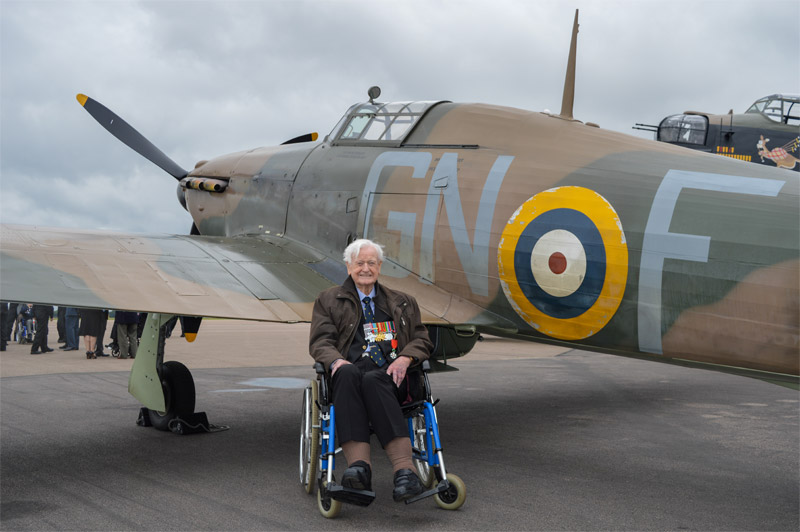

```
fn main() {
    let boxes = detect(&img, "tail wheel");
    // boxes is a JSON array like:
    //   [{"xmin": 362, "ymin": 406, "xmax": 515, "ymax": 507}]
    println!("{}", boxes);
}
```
[
  {"xmin": 434, "ymin": 473, "xmax": 466, "ymax": 510},
  {"xmin": 317, "ymin": 478, "xmax": 342, "ymax": 518},
  {"xmin": 148, "ymin": 361, "xmax": 196, "ymax": 431},
  {"xmin": 299, "ymin": 380, "xmax": 320, "ymax": 494},
  {"xmin": 411, "ymin": 414, "xmax": 434, "ymax": 488}
]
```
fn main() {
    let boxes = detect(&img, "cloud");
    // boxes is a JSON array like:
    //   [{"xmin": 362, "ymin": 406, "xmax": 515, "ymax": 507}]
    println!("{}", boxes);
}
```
[{"xmin": 1, "ymin": 0, "xmax": 798, "ymax": 235}]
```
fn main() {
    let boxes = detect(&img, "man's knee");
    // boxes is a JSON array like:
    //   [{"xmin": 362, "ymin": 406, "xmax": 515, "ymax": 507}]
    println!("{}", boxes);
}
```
[
  {"xmin": 361, "ymin": 368, "xmax": 394, "ymax": 395},
  {"xmin": 332, "ymin": 362, "xmax": 361, "ymax": 391}
]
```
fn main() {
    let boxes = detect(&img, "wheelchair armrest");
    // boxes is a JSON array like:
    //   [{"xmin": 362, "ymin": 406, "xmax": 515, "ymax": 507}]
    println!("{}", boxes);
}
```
[
  {"xmin": 314, "ymin": 362, "xmax": 325, "ymax": 375},
  {"xmin": 421, "ymin": 359, "xmax": 431, "ymax": 372}
]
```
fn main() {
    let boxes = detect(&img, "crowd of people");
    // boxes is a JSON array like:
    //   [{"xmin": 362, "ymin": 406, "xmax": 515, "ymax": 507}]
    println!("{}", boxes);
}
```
[{"xmin": 0, "ymin": 302, "xmax": 158, "ymax": 359}]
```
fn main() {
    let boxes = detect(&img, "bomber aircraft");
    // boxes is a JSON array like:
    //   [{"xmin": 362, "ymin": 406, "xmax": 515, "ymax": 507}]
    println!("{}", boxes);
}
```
[
  {"xmin": 635, "ymin": 93, "xmax": 800, "ymax": 171},
  {"xmin": 1, "ymin": 11, "xmax": 798, "ymax": 430}
]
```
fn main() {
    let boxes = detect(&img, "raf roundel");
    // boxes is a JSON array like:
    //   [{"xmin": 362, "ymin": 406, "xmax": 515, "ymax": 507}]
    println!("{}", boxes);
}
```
[{"xmin": 497, "ymin": 186, "xmax": 628, "ymax": 340}]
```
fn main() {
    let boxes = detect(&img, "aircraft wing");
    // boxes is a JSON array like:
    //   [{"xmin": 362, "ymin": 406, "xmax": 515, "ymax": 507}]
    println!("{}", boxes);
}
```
[{"xmin": 0, "ymin": 224, "xmax": 341, "ymax": 322}]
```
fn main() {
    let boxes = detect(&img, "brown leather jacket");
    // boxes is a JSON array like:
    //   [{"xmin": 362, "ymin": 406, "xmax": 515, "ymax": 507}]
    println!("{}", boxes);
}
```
[{"xmin": 309, "ymin": 276, "xmax": 432, "ymax": 372}]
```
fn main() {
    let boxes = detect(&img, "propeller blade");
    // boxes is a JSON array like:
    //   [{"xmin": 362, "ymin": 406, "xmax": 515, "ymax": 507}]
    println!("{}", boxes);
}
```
[
  {"xmin": 281, "ymin": 132, "xmax": 319, "ymax": 145},
  {"xmin": 181, "ymin": 316, "xmax": 202, "ymax": 343},
  {"xmin": 76, "ymin": 93, "xmax": 187, "ymax": 180}
]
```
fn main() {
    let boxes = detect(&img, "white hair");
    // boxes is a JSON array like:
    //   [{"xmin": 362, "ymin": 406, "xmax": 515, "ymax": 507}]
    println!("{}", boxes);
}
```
[{"xmin": 343, "ymin": 239, "xmax": 384, "ymax": 264}]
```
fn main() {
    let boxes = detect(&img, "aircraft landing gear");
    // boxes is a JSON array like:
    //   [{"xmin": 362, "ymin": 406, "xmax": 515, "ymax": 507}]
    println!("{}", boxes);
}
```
[
  {"xmin": 130, "ymin": 313, "xmax": 223, "ymax": 435},
  {"xmin": 148, "ymin": 360, "xmax": 196, "ymax": 430}
]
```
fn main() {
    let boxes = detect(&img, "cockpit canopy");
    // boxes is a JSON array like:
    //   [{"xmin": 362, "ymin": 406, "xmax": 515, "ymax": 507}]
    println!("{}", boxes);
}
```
[
  {"xmin": 327, "ymin": 100, "xmax": 447, "ymax": 147},
  {"xmin": 657, "ymin": 94, "xmax": 800, "ymax": 146},
  {"xmin": 657, "ymin": 114, "xmax": 707, "ymax": 146},
  {"xmin": 745, "ymin": 94, "xmax": 800, "ymax": 125}
]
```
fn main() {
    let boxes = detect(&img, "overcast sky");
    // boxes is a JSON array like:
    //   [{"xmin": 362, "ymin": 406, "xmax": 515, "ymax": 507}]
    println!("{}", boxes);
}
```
[{"xmin": 1, "ymin": 0, "xmax": 798, "ymax": 235}]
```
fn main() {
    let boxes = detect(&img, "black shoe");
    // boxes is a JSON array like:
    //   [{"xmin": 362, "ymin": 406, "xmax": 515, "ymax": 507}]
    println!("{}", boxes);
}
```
[
  {"xmin": 59, "ymin": 345, "xmax": 69, "ymax": 350},
  {"xmin": 65, "ymin": 346, "xmax": 78, "ymax": 351},
  {"xmin": 30, "ymin": 349, "xmax": 41, "ymax": 355},
  {"xmin": 96, "ymin": 352, "xmax": 109, "ymax": 357},
  {"xmin": 43, "ymin": 347, "xmax": 54, "ymax": 352},
  {"xmin": 392, "ymin": 469, "xmax": 423, "ymax": 502},
  {"xmin": 341, "ymin": 461, "xmax": 372, "ymax": 491}
]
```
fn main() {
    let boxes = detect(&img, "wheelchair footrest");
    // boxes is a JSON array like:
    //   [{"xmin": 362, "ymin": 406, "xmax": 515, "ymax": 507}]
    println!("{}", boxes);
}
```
[
  {"xmin": 405, "ymin": 478, "xmax": 451, "ymax": 505},
  {"xmin": 328, "ymin": 483, "xmax": 376, "ymax": 507}
]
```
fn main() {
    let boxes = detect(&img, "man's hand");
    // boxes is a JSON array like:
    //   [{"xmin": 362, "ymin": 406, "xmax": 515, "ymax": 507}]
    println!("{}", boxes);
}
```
[
  {"xmin": 330, "ymin": 358, "xmax": 351, "ymax": 376},
  {"xmin": 386, "ymin": 356, "xmax": 412, "ymax": 387}
]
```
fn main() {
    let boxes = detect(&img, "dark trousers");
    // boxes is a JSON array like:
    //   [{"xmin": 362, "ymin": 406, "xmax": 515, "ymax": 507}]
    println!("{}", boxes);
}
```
[
  {"xmin": 56, "ymin": 307, "xmax": 66, "ymax": 343},
  {"xmin": 95, "ymin": 310, "xmax": 108, "ymax": 354},
  {"xmin": 32, "ymin": 318, "xmax": 48, "ymax": 351},
  {"xmin": 2, "ymin": 306, "xmax": 13, "ymax": 344},
  {"xmin": 0, "ymin": 303, "xmax": 8, "ymax": 350},
  {"xmin": 332, "ymin": 357, "xmax": 407, "ymax": 447}
]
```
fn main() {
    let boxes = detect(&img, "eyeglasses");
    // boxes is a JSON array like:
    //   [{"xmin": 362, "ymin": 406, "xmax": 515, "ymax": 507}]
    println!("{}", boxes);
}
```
[{"xmin": 354, "ymin": 260, "xmax": 380, "ymax": 268}]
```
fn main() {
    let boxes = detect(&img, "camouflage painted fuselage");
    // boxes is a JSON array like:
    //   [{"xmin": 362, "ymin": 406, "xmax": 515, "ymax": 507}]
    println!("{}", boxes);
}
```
[{"xmin": 182, "ymin": 101, "xmax": 799, "ymax": 380}]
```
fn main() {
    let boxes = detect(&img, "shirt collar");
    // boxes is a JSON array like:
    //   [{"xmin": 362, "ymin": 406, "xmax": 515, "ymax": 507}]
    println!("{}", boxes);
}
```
[{"xmin": 356, "ymin": 285, "xmax": 376, "ymax": 302}]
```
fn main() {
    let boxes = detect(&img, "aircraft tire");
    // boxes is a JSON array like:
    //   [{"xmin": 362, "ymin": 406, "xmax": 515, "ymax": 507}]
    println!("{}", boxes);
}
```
[
  {"xmin": 148, "ymin": 361, "xmax": 196, "ymax": 431},
  {"xmin": 299, "ymin": 380, "xmax": 319, "ymax": 494},
  {"xmin": 434, "ymin": 473, "xmax": 466, "ymax": 511}
]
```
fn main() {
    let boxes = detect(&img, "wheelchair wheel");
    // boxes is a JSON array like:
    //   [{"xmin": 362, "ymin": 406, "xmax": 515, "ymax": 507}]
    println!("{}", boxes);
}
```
[
  {"xmin": 411, "ymin": 414, "xmax": 435, "ymax": 489},
  {"xmin": 434, "ymin": 473, "xmax": 466, "ymax": 510},
  {"xmin": 299, "ymin": 380, "xmax": 320, "ymax": 494},
  {"xmin": 317, "ymin": 478, "xmax": 342, "ymax": 518}
]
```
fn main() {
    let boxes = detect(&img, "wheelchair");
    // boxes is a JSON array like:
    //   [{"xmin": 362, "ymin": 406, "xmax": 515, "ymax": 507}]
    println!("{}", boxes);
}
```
[
  {"xmin": 17, "ymin": 316, "xmax": 35, "ymax": 344},
  {"xmin": 299, "ymin": 360, "xmax": 466, "ymax": 518}
]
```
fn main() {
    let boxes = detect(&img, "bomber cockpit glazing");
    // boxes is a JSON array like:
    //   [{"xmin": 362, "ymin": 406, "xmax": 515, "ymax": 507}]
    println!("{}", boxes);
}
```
[
  {"xmin": 745, "ymin": 94, "xmax": 800, "ymax": 125},
  {"xmin": 657, "ymin": 114, "xmax": 708, "ymax": 146}
]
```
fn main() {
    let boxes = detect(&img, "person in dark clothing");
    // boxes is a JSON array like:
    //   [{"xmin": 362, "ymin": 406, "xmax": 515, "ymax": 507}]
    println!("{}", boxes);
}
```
[
  {"xmin": 78, "ymin": 308, "xmax": 104, "ymax": 359},
  {"xmin": 30, "ymin": 304, "xmax": 54, "ymax": 354},
  {"xmin": 2, "ymin": 302, "xmax": 16, "ymax": 346},
  {"xmin": 309, "ymin": 239, "xmax": 432, "ymax": 503},
  {"xmin": 0, "ymin": 301, "xmax": 9, "ymax": 351},
  {"xmin": 56, "ymin": 306, "xmax": 67, "ymax": 344},
  {"xmin": 94, "ymin": 309, "xmax": 109, "ymax": 357}
]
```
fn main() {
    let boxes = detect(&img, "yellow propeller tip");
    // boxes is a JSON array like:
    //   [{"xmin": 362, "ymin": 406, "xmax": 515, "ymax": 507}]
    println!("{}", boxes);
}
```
[
  {"xmin": 184, "ymin": 333, "xmax": 197, "ymax": 343},
  {"xmin": 76, "ymin": 94, "xmax": 88, "ymax": 106},
  {"xmin": 311, "ymin": 132, "xmax": 319, "ymax": 141}
]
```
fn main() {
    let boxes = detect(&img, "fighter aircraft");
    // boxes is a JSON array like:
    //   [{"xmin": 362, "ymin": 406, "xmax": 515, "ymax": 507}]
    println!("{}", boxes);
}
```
[
  {"xmin": 1, "ymin": 11, "xmax": 798, "ymax": 430},
  {"xmin": 635, "ymin": 94, "xmax": 800, "ymax": 171}
]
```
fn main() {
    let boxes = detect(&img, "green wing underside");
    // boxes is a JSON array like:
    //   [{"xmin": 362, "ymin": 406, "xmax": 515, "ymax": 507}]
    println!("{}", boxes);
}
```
[{"xmin": 0, "ymin": 224, "xmax": 338, "ymax": 322}]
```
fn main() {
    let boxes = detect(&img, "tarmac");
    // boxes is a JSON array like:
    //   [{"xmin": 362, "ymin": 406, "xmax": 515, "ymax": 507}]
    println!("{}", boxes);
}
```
[{"xmin": 1, "ymin": 320, "xmax": 798, "ymax": 530}]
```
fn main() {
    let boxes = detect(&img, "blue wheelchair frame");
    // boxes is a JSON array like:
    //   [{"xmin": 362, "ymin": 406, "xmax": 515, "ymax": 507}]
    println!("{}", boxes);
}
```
[
  {"xmin": 17, "ymin": 316, "xmax": 35, "ymax": 344},
  {"xmin": 305, "ymin": 360, "xmax": 463, "ymax": 516}
]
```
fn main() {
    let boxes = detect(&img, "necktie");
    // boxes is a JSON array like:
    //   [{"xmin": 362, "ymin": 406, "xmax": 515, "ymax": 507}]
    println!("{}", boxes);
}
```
[{"xmin": 362, "ymin": 296, "xmax": 386, "ymax": 367}]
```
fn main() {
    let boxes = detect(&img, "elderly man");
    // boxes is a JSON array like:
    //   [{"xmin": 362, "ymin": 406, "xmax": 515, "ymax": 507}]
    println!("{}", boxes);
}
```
[{"xmin": 310, "ymin": 239, "xmax": 433, "ymax": 503}]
